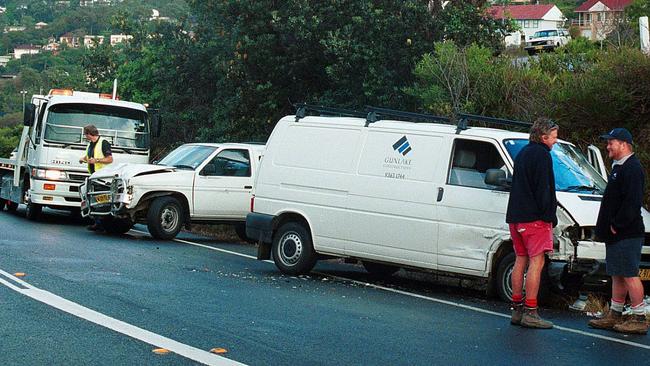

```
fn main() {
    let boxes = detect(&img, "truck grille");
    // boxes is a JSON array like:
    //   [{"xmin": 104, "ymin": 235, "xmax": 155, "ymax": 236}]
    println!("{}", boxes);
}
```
[{"xmin": 69, "ymin": 173, "xmax": 89, "ymax": 182}]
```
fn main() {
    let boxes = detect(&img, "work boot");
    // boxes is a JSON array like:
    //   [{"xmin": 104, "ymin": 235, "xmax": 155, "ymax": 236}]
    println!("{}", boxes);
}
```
[
  {"xmin": 520, "ymin": 307, "xmax": 553, "ymax": 329},
  {"xmin": 588, "ymin": 309, "xmax": 625, "ymax": 330},
  {"xmin": 511, "ymin": 303, "xmax": 524, "ymax": 325},
  {"xmin": 613, "ymin": 315, "xmax": 649, "ymax": 335}
]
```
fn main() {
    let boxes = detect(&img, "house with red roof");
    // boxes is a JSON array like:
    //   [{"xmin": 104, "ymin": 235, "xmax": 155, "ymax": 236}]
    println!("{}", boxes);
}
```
[
  {"xmin": 488, "ymin": 4, "xmax": 567, "ymax": 43},
  {"xmin": 573, "ymin": 0, "xmax": 633, "ymax": 40}
]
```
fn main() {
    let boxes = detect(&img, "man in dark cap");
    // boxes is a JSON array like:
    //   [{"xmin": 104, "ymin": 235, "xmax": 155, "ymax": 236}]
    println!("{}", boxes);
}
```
[{"xmin": 589, "ymin": 128, "xmax": 647, "ymax": 334}]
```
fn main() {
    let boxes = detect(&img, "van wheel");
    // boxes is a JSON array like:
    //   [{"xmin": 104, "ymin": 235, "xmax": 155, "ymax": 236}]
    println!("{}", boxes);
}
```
[
  {"xmin": 362, "ymin": 261, "xmax": 399, "ymax": 277},
  {"xmin": 147, "ymin": 196, "xmax": 183, "ymax": 240},
  {"xmin": 6, "ymin": 201, "xmax": 18, "ymax": 212},
  {"xmin": 272, "ymin": 222, "xmax": 317, "ymax": 275},
  {"xmin": 495, "ymin": 252, "xmax": 550, "ymax": 303},
  {"xmin": 25, "ymin": 200, "xmax": 42, "ymax": 220},
  {"xmin": 104, "ymin": 217, "xmax": 134, "ymax": 235}
]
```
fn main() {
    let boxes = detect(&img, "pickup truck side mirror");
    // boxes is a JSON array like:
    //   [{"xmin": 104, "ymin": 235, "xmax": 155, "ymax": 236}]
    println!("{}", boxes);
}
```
[
  {"xmin": 23, "ymin": 103, "xmax": 36, "ymax": 127},
  {"xmin": 485, "ymin": 168, "xmax": 511, "ymax": 189},
  {"xmin": 200, "ymin": 163, "xmax": 216, "ymax": 176}
]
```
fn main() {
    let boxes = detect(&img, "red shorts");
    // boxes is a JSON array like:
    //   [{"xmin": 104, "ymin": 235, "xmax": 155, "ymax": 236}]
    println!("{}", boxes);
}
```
[{"xmin": 509, "ymin": 220, "xmax": 553, "ymax": 258}]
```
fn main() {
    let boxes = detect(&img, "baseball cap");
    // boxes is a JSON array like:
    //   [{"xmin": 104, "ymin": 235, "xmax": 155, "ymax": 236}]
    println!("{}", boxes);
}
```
[{"xmin": 600, "ymin": 128, "xmax": 633, "ymax": 144}]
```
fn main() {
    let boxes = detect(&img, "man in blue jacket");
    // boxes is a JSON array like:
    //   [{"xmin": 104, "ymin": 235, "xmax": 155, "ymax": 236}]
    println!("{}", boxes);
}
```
[
  {"xmin": 506, "ymin": 118, "xmax": 558, "ymax": 329},
  {"xmin": 589, "ymin": 128, "xmax": 647, "ymax": 335}
]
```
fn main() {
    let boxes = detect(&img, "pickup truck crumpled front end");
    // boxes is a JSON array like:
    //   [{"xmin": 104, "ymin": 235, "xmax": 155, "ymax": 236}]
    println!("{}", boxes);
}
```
[{"xmin": 81, "ymin": 176, "xmax": 131, "ymax": 217}]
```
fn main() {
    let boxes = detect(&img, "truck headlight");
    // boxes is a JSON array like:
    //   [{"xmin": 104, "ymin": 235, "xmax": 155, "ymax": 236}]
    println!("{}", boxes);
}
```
[
  {"xmin": 31, "ymin": 168, "xmax": 68, "ymax": 181},
  {"xmin": 547, "ymin": 40, "xmax": 553, "ymax": 45}
]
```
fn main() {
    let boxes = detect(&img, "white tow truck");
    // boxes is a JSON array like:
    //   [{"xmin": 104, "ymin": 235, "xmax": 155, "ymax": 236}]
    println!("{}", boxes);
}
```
[
  {"xmin": 0, "ymin": 88, "xmax": 160, "ymax": 219},
  {"xmin": 80, "ymin": 143, "xmax": 264, "ymax": 239}
]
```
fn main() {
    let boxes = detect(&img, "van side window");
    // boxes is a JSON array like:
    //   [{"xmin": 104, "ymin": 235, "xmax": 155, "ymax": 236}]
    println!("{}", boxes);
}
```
[
  {"xmin": 448, "ymin": 139, "xmax": 507, "ymax": 189},
  {"xmin": 202, "ymin": 149, "xmax": 251, "ymax": 177}
]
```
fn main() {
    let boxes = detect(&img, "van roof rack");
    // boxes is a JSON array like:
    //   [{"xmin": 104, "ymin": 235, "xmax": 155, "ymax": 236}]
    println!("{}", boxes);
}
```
[
  {"xmin": 364, "ymin": 106, "xmax": 450, "ymax": 126},
  {"xmin": 456, "ymin": 113, "xmax": 532, "ymax": 134},
  {"xmin": 294, "ymin": 103, "xmax": 367, "ymax": 121}
]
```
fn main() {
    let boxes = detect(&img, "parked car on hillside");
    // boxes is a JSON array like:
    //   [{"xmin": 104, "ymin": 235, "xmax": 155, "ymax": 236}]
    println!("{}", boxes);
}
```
[
  {"xmin": 81, "ymin": 142, "xmax": 265, "ymax": 239},
  {"xmin": 525, "ymin": 29, "xmax": 570, "ymax": 55}
]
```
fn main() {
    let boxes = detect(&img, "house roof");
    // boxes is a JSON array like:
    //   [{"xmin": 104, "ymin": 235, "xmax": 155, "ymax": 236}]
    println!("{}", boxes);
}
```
[
  {"xmin": 575, "ymin": 0, "xmax": 633, "ymax": 12},
  {"xmin": 14, "ymin": 44, "xmax": 41, "ymax": 50},
  {"xmin": 488, "ymin": 4, "xmax": 556, "ymax": 20}
]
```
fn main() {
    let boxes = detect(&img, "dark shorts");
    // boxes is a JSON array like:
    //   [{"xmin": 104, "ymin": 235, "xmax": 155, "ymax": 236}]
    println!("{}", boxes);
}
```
[{"xmin": 605, "ymin": 237, "xmax": 644, "ymax": 277}]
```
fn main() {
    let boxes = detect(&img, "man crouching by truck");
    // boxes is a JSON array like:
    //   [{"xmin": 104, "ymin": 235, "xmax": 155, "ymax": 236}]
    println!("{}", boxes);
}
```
[
  {"xmin": 589, "ymin": 128, "xmax": 647, "ymax": 335},
  {"xmin": 79, "ymin": 125, "xmax": 113, "ymax": 231},
  {"xmin": 506, "ymin": 118, "xmax": 559, "ymax": 329}
]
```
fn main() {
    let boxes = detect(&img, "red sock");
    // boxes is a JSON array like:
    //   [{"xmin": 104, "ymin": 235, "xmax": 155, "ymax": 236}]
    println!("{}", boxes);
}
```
[
  {"xmin": 512, "ymin": 294, "xmax": 523, "ymax": 303},
  {"xmin": 525, "ymin": 298, "xmax": 537, "ymax": 308}
]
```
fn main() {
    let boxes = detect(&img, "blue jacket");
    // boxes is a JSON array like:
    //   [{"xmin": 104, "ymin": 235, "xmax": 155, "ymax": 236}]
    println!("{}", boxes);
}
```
[{"xmin": 506, "ymin": 142, "xmax": 557, "ymax": 226}]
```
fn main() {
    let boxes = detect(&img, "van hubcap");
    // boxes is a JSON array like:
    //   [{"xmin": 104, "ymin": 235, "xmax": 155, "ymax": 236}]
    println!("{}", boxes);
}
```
[
  {"xmin": 504, "ymin": 263, "xmax": 527, "ymax": 300},
  {"xmin": 279, "ymin": 232, "xmax": 302, "ymax": 265},
  {"xmin": 160, "ymin": 206, "xmax": 179, "ymax": 232}
]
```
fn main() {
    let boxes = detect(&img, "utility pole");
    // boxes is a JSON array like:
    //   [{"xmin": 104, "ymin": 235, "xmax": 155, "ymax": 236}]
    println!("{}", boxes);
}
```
[{"xmin": 640, "ymin": 16, "xmax": 649, "ymax": 55}]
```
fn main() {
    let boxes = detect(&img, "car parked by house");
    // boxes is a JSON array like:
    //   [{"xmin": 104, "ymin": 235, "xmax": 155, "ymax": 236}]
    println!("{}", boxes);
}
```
[
  {"xmin": 246, "ymin": 105, "xmax": 650, "ymax": 302},
  {"xmin": 525, "ymin": 29, "xmax": 570, "ymax": 55},
  {"xmin": 81, "ymin": 142, "xmax": 264, "ymax": 239}
]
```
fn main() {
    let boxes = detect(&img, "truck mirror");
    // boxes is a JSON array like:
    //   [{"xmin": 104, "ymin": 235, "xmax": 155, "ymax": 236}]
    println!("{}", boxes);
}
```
[
  {"xmin": 485, "ymin": 168, "xmax": 510, "ymax": 188},
  {"xmin": 23, "ymin": 103, "xmax": 36, "ymax": 127},
  {"xmin": 150, "ymin": 110, "xmax": 162, "ymax": 138}
]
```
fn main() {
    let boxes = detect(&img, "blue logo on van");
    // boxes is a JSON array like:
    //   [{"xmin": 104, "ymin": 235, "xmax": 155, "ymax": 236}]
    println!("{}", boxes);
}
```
[{"xmin": 392, "ymin": 136, "xmax": 412, "ymax": 156}]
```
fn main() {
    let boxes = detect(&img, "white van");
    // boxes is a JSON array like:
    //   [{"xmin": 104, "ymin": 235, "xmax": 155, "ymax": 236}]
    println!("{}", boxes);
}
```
[{"xmin": 246, "ymin": 106, "xmax": 650, "ymax": 301}]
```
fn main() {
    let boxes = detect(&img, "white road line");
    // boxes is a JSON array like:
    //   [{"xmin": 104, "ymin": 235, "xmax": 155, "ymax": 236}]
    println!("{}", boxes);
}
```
[
  {"xmin": 0, "ymin": 270, "xmax": 246, "ymax": 366},
  {"xmin": 145, "ymin": 230, "xmax": 650, "ymax": 351}
]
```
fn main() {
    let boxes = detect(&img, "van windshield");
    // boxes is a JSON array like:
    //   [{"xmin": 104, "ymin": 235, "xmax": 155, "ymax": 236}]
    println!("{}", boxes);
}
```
[
  {"xmin": 43, "ymin": 103, "xmax": 149, "ymax": 149},
  {"xmin": 504, "ymin": 139, "xmax": 606, "ymax": 194}
]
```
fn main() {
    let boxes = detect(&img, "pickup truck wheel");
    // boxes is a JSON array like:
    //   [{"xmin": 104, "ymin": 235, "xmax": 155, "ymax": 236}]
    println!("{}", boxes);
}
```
[
  {"xmin": 272, "ymin": 222, "xmax": 317, "ymax": 275},
  {"xmin": 104, "ymin": 217, "xmax": 134, "ymax": 235},
  {"xmin": 362, "ymin": 261, "xmax": 399, "ymax": 277},
  {"xmin": 495, "ymin": 252, "xmax": 550, "ymax": 303},
  {"xmin": 6, "ymin": 201, "xmax": 18, "ymax": 212},
  {"xmin": 147, "ymin": 196, "xmax": 183, "ymax": 240}
]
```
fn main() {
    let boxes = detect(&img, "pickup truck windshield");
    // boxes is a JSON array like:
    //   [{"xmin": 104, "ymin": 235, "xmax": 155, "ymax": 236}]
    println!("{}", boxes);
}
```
[
  {"xmin": 43, "ymin": 103, "xmax": 149, "ymax": 149},
  {"xmin": 504, "ymin": 139, "xmax": 606, "ymax": 194},
  {"xmin": 158, "ymin": 145, "xmax": 218, "ymax": 170}
]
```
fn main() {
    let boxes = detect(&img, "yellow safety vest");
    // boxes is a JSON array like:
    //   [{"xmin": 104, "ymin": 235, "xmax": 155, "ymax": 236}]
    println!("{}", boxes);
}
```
[{"xmin": 86, "ymin": 136, "xmax": 107, "ymax": 173}]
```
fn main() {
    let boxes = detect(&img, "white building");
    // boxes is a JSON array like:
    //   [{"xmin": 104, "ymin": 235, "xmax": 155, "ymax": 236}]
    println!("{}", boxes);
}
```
[
  {"xmin": 110, "ymin": 34, "xmax": 133, "ymax": 46},
  {"xmin": 14, "ymin": 45, "xmax": 41, "ymax": 59},
  {"xmin": 84, "ymin": 35, "xmax": 105, "ymax": 48},
  {"xmin": 35, "ymin": 22, "xmax": 48, "ymax": 30},
  {"xmin": 0, "ymin": 55, "xmax": 11, "ymax": 67},
  {"xmin": 573, "ymin": 0, "xmax": 633, "ymax": 40},
  {"xmin": 488, "ymin": 4, "xmax": 567, "ymax": 42}
]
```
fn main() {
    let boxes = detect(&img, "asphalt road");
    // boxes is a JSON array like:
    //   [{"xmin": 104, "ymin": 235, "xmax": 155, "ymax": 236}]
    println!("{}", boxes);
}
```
[{"xmin": 1, "ymin": 207, "xmax": 650, "ymax": 365}]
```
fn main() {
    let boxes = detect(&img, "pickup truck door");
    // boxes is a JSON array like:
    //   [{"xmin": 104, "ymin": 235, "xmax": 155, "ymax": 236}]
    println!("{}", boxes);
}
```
[{"xmin": 192, "ymin": 148, "xmax": 253, "ymax": 219}]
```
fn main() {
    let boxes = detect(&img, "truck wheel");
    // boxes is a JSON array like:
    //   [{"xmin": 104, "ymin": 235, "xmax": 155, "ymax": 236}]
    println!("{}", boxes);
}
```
[
  {"xmin": 104, "ymin": 217, "xmax": 134, "ymax": 235},
  {"xmin": 362, "ymin": 261, "xmax": 399, "ymax": 277},
  {"xmin": 25, "ymin": 200, "xmax": 42, "ymax": 220},
  {"xmin": 6, "ymin": 201, "xmax": 18, "ymax": 212},
  {"xmin": 272, "ymin": 222, "xmax": 317, "ymax": 275},
  {"xmin": 147, "ymin": 196, "xmax": 183, "ymax": 240},
  {"xmin": 0, "ymin": 199, "xmax": 5, "ymax": 211},
  {"xmin": 495, "ymin": 252, "xmax": 549, "ymax": 303}
]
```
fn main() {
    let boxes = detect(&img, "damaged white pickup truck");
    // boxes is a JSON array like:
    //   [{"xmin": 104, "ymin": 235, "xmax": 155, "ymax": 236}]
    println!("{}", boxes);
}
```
[{"xmin": 80, "ymin": 143, "xmax": 265, "ymax": 239}]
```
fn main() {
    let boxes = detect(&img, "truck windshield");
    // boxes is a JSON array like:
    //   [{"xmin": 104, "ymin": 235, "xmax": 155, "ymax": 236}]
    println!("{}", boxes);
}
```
[
  {"xmin": 43, "ymin": 103, "xmax": 149, "ymax": 149},
  {"xmin": 157, "ymin": 145, "xmax": 218, "ymax": 170},
  {"xmin": 504, "ymin": 139, "xmax": 606, "ymax": 194}
]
